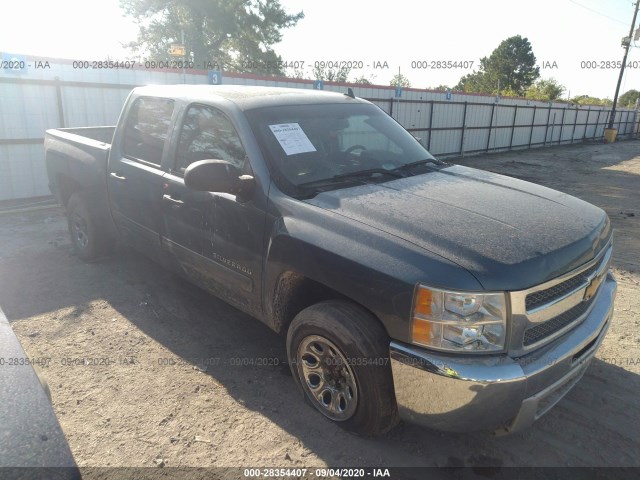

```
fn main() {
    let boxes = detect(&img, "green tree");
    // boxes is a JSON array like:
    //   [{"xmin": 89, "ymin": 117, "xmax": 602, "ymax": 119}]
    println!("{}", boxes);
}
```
[
  {"xmin": 455, "ymin": 35, "xmax": 540, "ymax": 95},
  {"xmin": 353, "ymin": 75, "xmax": 376, "ymax": 85},
  {"xmin": 311, "ymin": 65, "xmax": 351, "ymax": 83},
  {"xmin": 454, "ymin": 72, "xmax": 473, "ymax": 92},
  {"xmin": 618, "ymin": 89, "xmax": 640, "ymax": 108},
  {"xmin": 120, "ymin": 0, "xmax": 303, "ymax": 75},
  {"xmin": 570, "ymin": 95, "xmax": 613, "ymax": 106},
  {"xmin": 525, "ymin": 78, "xmax": 566, "ymax": 101},
  {"xmin": 499, "ymin": 87, "xmax": 520, "ymax": 97},
  {"xmin": 285, "ymin": 67, "xmax": 307, "ymax": 79},
  {"xmin": 428, "ymin": 84, "xmax": 450, "ymax": 91},
  {"xmin": 390, "ymin": 73, "xmax": 411, "ymax": 88}
]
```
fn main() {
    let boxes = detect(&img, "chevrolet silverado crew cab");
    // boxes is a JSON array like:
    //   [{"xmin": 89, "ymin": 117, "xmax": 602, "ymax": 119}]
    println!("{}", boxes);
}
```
[{"xmin": 45, "ymin": 85, "xmax": 617, "ymax": 435}]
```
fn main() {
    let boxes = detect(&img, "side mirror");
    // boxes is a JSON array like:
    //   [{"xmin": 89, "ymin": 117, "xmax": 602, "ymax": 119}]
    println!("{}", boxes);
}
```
[{"xmin": 184, "ymin": 159, "xmax": 241, "ymax": 194}]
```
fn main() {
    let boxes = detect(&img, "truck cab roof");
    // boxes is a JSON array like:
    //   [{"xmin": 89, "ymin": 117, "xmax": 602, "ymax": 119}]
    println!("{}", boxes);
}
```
[{"xmin": 130, "ymin": 85, "xmax": 370, "ymax": 111}]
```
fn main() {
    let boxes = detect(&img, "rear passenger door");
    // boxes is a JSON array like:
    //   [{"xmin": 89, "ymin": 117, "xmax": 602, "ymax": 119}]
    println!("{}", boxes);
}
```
[{"xmin": 108, "ymin": 96, "xmax": 175, "ymax": 261}]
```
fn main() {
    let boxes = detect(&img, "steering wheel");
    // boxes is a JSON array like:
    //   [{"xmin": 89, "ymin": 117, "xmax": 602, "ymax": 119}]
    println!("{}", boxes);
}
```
[{"xmin": 345, "ymin": 144, "xmax": 367, "ymax": 155}]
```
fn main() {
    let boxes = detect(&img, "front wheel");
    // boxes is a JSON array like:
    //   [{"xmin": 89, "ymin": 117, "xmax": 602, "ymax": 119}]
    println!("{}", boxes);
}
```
[{"xmin": 286, "ymin": 300, "xmax": 399, "ymax": 436}]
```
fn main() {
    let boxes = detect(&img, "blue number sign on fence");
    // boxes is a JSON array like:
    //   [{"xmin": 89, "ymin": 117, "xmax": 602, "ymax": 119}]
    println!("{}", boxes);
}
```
[{"xmin": 208, "ymin": 70, "xmax": 223, "ymax": 85}]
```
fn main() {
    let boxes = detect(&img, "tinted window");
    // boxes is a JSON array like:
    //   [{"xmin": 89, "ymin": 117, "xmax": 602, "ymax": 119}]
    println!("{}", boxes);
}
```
[
  {"xmin": 246, "ymin": 103, "xmax": 434, "ymax": 189},
  {"xmin": 175, "ymin": 105, "xmax": 247, "ymax": 173},
  {"xmin": 122, "ymin": 97, "xmax": 174, "ymax": 166},
  {"xmin": 341, "ymin": 114, "xmax": 403, "ymax": 154}
]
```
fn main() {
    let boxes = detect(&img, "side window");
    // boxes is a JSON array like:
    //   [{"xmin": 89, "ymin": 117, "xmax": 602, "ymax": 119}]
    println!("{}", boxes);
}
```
[
  {"xmin": 122, "ymin": 97, "xmax": 175, "ymax": 166},
  {"xmin": 175, "ymin": 105, "xmax": 247, "ymax": 173}
]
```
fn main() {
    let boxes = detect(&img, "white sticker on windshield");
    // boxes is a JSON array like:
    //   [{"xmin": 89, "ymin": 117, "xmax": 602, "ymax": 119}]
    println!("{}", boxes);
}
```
[{"xmin": 268, "ymin": 123, "xmax": 317, "ymax": 156}]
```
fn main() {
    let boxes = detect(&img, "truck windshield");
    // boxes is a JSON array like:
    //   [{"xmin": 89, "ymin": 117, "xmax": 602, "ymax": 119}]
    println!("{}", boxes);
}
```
[{"xmin": 245, "ymin": 103, "xmax": 438, "ymax": 195}]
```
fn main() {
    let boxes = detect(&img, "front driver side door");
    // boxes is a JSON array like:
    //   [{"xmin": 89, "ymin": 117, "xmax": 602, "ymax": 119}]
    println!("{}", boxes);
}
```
[{"xmin": 161, "ymin": 104, "xmax": 265, "ymax": 317}]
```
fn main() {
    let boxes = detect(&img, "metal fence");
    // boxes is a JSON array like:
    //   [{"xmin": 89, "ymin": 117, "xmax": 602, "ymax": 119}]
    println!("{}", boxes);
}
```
[
  {"xmin": 371, "ymin": 97, "xmax": 637, "ymax": 158},
  {"xmin": 1, "ymin": 57, "xmax": 638, "ymax": 200}
]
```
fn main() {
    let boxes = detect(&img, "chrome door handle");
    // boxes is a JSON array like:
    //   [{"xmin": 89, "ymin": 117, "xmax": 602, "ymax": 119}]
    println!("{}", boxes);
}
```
[
  {"xmin": 162, "ymin": 194, "xmax": 184, "ymax": 206},
  {"xmin": 110, "ymin": 172, "xmax": 127, "ymax": 181}
]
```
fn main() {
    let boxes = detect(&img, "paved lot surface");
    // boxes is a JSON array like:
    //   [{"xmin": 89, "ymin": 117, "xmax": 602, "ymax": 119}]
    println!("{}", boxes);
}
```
[{"xmin": 0, "ymin": 139, "xmax": 639, "ymax": 470}]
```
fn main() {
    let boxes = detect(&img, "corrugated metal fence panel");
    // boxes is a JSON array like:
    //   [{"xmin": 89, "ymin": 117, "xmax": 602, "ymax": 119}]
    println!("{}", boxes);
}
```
[
  {"xmin": 430, "ymin": 102, "xmax": 465, "ymax": 155},
  {"xmin": 560, "ymin": 109, "xmax": 576, "ymax": 143},
  {"xmin": 0, "ymin": 144, "xmax": 48, "ymax": 200},
  {"xmin": 492, "ymin": 105, "xmax": 515, "ymax": 151},
  {"xmin": 0, "ymin": 80, "xmax": 61, "ymax": 201},
  {"xmin": 1, "ymin": 60, "xmax": 637, "ymax": 200},
  {"xmin": 618, "ymin": 110, "xmax": 633, "ymax": 135},
  {"xmin": 513, "ymin": 107, "xmax": 534, "ymax": 148},
  {"xmin": 62, "ymin": 86, "xmax": 131, "ymax": 127},
  {"xmin": 1, "ymin": 83, "xmax": 61, "ymax": 138},
  {"xmin": 584, "ymin": 109, "xmax": 599, "ymax": 139},
  {"xmin": 464, "ymin": 103, "xmax": 491, "ymax": 153}
]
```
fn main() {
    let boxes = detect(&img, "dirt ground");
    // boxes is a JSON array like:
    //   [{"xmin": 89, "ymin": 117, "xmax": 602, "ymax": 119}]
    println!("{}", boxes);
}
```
[{"xmin": 1, "ymin": 139, "xmax": 639, "ymax": 470}]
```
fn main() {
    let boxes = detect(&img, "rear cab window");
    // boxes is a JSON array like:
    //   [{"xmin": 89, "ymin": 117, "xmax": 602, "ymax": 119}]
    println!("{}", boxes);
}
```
[{"xmin": 122, "ymin": 96, "xmax": 175, "ymax": 167}]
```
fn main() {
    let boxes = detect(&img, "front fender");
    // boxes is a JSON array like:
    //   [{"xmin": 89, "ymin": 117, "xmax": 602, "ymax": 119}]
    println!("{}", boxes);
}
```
[{"xmin": 262, "ymin": 195, "xmax": 482, "ymax": 343}]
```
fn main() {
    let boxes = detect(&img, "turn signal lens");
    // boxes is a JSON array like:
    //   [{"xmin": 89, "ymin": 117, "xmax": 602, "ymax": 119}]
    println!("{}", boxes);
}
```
[{"xmin": 414, "ymin": 287, "xmax": 433, "ymax": 316}]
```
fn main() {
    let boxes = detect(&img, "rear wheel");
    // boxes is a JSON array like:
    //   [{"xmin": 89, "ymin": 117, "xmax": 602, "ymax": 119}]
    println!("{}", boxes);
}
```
[
  {"xmin": 286, "ymin": 300, "xmax": 399, "ymax": 436},
  {"xmin": 67, "ymin": 192, "xmax": 113, "ymax": 261}
]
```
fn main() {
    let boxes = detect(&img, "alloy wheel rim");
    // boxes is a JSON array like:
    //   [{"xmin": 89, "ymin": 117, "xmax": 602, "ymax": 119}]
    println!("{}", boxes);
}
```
[
  {"xmin": 72, "ymin": 214, "xmax": 89, "ymax": 249},
  {"xmin": 296, "ymin": 335, "xmax": 358, "ymax": 421}
]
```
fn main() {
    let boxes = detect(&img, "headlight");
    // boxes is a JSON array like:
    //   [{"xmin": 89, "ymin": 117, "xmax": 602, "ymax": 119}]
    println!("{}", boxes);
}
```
[{"xmin": 411, "ymin": 285, "xmax": 508, "ymax": 352}]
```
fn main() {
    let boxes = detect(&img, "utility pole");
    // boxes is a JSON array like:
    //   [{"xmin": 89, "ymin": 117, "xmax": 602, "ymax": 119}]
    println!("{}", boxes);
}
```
[
  {"xmin": 181, "ymin": 30, "xmax": 186, "ymax": 84},
  {"xmin": 608, "ymin": 0, "xmax": 640, "ymax": 129}
]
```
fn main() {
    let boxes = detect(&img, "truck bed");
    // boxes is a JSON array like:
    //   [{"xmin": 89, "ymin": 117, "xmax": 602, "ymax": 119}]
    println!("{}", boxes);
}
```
[
  {"xmin": 45, "ymin": 127, "xmax": 116, "ymax": 207},
  {"xmin": 50, "ymin": 126, "xmax": 116, "ymax": 145}
]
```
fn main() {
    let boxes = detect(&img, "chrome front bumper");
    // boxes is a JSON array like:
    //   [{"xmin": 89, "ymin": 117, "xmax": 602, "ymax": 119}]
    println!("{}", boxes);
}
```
[{"xmin": 389, "ymin": 272, "xmax": 617, "ymax": 433}]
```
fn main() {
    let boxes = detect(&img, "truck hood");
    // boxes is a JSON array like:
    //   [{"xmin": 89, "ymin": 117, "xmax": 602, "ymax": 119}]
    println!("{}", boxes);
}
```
[{"xmin": 304, "ymin": 164, "xmax": 611, "ymax": 291}]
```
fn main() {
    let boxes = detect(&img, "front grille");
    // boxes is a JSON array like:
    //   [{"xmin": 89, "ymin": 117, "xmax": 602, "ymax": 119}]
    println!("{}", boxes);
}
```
[
  {"xmin": 523, "ymin": 297, "xmax": 594, "ymax": 346},
  {"xmin": 513, "ymin": 242, "xmax": 612, "ymax": 352},
  {"xmin": 525, "ymin": 262, "xmax": 600, "ymax": 311}
]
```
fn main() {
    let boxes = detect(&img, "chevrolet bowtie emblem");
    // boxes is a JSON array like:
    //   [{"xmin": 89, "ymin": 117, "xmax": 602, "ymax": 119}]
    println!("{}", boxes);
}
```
[{"xmin": 584, "ymin": 271, "xmax": 605, "ymax": 301}]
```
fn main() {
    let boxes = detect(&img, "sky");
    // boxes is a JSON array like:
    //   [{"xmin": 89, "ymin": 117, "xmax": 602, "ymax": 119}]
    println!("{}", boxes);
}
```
[{"xmin": 1, "ymin": 0, "xmax": 639, "ymax": 99}]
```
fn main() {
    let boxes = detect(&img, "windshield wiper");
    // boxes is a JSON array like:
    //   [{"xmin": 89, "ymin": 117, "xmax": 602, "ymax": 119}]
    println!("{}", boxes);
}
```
[
  {"xmin": 390, "ymin": 158, "xmax": 445, "ymax": 173},
  {"xmin": 298, "ymin": 168, "xmax": 403, "ymax": 189}
]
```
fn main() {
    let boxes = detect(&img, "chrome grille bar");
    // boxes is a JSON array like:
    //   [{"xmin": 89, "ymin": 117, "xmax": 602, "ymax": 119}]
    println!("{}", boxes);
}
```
[{"xmin": 509, "ymin": 240, "xmax": 612, "ymax": 354}]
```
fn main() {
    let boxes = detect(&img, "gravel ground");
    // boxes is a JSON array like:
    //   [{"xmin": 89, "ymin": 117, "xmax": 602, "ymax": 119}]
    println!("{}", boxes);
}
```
[{"xmin": 0, "ymin": 139, "xmax": 639, "ymax": 471}]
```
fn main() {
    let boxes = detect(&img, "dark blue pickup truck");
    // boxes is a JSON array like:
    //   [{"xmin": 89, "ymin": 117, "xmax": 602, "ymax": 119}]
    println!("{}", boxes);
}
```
[{"xmin": 45, "ymin": 85, "xmax": 617, "ymax": 435}]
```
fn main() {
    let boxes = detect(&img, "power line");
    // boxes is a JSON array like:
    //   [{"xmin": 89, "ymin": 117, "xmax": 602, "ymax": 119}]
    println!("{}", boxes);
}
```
[{"xmin": 568, "ymin": 0, "xmax": 629, "ymax": 26}]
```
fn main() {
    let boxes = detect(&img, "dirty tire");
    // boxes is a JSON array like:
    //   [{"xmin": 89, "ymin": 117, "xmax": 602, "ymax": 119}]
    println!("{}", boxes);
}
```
[
  {"xmin": 67, "ymin": 192, "xmax": 112, "ymax": 262},
  {"xmin": 287, "ymin": 300, "xmax": 399, "ymax": 436}
]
